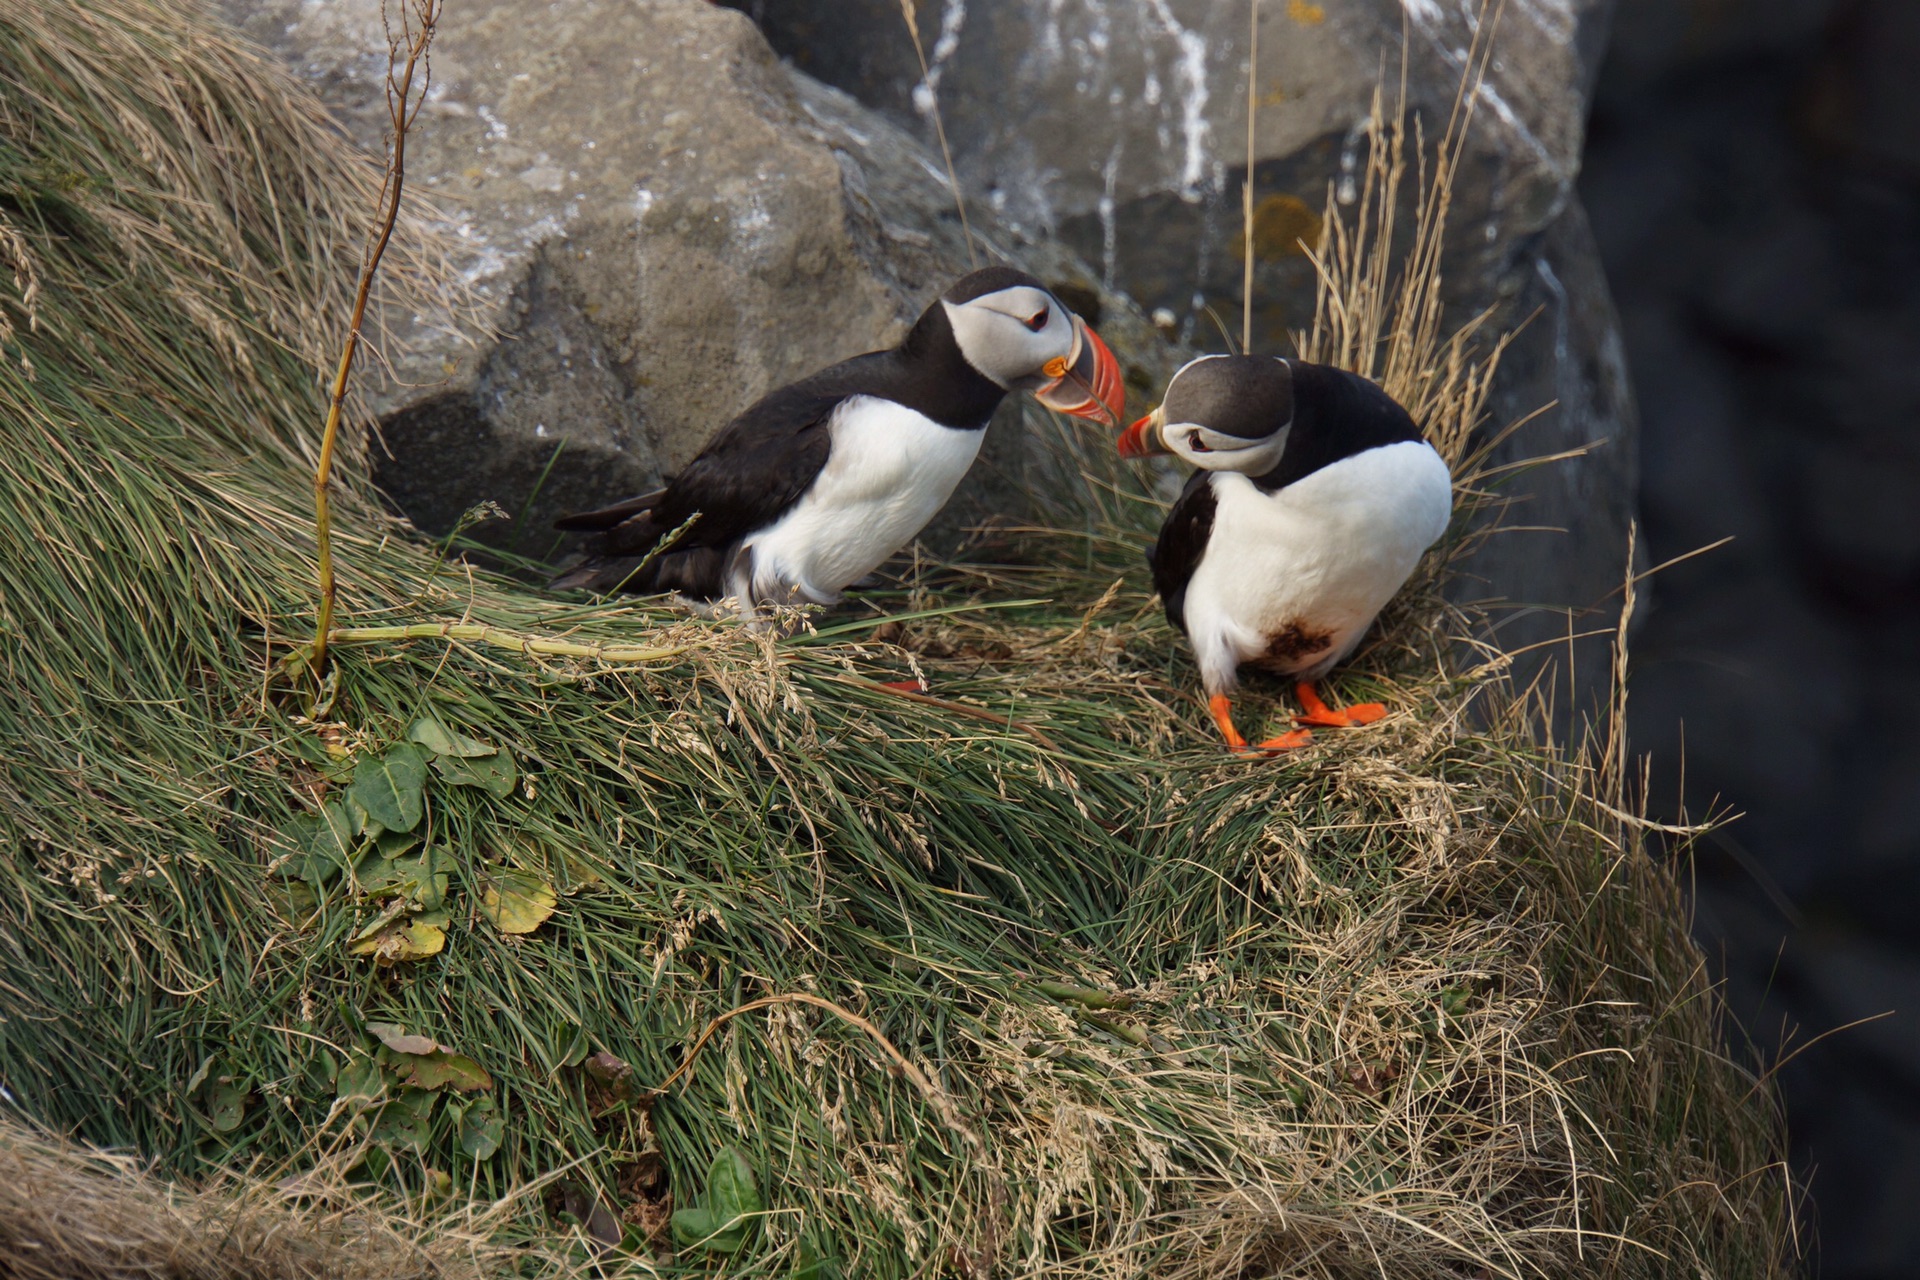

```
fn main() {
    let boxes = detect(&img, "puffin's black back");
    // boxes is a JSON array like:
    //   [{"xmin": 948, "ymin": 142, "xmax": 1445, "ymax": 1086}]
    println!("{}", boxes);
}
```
[
  {"xmin": 1251, "ymin": 361, "xmax": 1422, "ymax": 492},
  {"xmin": 550, "ymin": 302, "xmax": 1006, "ymax": 598}
]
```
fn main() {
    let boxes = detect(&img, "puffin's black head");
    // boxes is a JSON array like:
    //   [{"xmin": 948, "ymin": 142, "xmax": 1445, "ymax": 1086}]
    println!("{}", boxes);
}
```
[
  {"xmin": 1120, "ymin": 355, "xmax": 1296, "ymax": 473},
  {"xmin": 932, "ymin": 266, "xmax": 1123, "ymax": 425}
]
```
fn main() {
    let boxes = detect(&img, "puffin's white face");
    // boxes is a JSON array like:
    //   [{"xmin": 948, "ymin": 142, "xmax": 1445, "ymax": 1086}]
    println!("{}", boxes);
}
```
[
  {"xmin": 1119, "ymin": 354, "xmax": 1294, "ymax": 475},
  {"xmin": 943, "ymin": 284, "xmax": 1079, "ymax": 389}
]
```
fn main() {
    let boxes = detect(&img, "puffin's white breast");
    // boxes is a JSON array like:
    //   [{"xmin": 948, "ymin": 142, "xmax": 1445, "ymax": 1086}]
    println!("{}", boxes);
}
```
[
  {"xmin": 742, "ymin": 394, "xmax": 984, "ymax": 605},
  {"xmin": 1181, "ymin": 440, "xmax": 1452, "ymax": 690}
]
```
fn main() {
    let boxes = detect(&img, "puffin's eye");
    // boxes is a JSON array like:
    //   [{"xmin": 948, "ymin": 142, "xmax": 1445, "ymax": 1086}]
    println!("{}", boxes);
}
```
[
  {"xmin": 1023, "ymin": 307, "xmax": 1049, "ymax": 332},
  {"xmin": 1186, "ymin": 431, "xmax": 1212, "ymax": 453}
]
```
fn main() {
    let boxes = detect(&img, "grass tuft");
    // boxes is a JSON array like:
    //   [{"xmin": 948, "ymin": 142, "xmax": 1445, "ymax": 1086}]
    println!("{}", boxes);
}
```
[{"xmin": 0, "ymin": 1, "xmax": 1795, "ymax": 1276}]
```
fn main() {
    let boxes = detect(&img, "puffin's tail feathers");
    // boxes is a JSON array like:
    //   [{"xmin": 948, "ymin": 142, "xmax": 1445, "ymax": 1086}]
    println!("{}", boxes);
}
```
[{"xmin": 552, "ymin": 488, "xmax": 667, "ymax": 533}]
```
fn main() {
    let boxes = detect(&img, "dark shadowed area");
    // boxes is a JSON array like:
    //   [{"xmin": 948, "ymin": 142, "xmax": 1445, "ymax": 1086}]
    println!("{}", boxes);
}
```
[{"xmin": 1583, "ymin": 1, "xmax": 1920, "ymax": 1275}]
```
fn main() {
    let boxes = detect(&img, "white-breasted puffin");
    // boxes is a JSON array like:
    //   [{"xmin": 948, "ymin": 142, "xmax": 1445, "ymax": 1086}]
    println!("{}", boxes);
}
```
[
  {"xmin": 1119, "ymin": 355, "xmax": 1452, "ymax": 754},
  {"xmin": 550, "ymin": 267, "xmax": 1122, "ymax": 608}
]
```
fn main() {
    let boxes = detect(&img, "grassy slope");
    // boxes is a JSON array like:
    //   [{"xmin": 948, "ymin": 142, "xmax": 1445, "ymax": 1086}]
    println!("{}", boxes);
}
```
[{"xmin": 0, "ymin": 3, "xmax": 1793, "ymax": 1277}]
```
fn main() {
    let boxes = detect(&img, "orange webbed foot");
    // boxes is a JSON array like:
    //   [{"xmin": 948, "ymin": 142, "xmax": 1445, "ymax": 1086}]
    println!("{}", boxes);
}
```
[
  {"xmin": 877, "ymin": 678, "xmax": 930, "ymax": 695},
  {"xmin": 1209, "ymin": 694, "xmax": 1250, "ymax": 754},
  {"xmin": 1256, "ymin": 729, "xmax": 1315, "ymax": 752},
  {"xmin": 1292, "ymin": 683, "xmax": 1388, "ymax": 729},
  {"xmin": 1212, "ymin": 695, "xmax": 1314, "ymax": 756}
]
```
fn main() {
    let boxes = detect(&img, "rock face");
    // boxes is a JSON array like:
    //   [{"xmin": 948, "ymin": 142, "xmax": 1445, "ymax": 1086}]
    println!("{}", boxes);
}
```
[
  {"xmin": 215, "ymin": 0, "xmax": 1173, "ymax": 561},
  {"xmin": 727, "ymin": 0, "xmax": 1637, "ymax": 707},
  {"xmin": 1586, "ymin": 0, "xmax": 1920, "ymax": 1270}
]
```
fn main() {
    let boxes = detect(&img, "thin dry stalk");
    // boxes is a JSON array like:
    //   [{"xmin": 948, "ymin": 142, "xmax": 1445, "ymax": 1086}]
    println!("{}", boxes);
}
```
[
  {"xmin": 311, "ymin": 0, "xmax": 441, "ymax": 680},
  {"xmin": 898, "ymin": 0, "xmax": 977, "ymax": 268},
  {"xmin": 1242, "ymin": 0, "xmax": 1260, "ymax": 353}
]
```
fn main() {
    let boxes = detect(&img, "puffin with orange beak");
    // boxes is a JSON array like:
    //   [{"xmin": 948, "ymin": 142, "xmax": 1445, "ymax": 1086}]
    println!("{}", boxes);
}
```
[
  {"xmin": 552, "ymin": 266, "xmax": 1121, "ymax": 607},
  {"xmin": 1121, "ymin": 355, "xmax": 1451, "ymax": 754}
]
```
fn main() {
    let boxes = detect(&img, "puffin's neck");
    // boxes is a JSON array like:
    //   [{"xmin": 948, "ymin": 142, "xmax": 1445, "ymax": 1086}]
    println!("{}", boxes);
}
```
[{"xmin": 890, "ymin": 303, "xmax": 1010, "ymax": 429}]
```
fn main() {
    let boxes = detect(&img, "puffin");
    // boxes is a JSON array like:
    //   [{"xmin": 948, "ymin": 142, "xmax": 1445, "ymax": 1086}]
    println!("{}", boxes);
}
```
[
  {"xmin": 1119, "ymin": 354, "xmax": 1452, "ymax": 754},
  {"xmin": 550, "ymin": 266, "xmax": 1122, "ymax": 611}
]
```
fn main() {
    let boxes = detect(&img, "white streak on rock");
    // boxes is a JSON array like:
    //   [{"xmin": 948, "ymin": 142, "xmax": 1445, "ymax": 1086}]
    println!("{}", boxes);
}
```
[
  {"xmin": 911, "ymin": 0, "xmax": 968, "ymax": 116},
  {"xmin": 1141, "ymin": 0, "xmax": 1211, "ymax": 198}
]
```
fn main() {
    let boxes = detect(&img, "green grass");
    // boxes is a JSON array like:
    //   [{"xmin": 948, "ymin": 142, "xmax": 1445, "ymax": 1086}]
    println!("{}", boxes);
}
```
[{"xmin": 0, "ymin": 3, "xmax": 1795, "ymax": 1277}]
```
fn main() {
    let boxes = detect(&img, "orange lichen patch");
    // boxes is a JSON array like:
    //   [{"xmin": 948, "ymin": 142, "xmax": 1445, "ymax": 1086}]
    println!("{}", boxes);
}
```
[
  {"xmin": 1233, "ymin": 193, "xmax": 1325, "ymax": 261},
  {"xmin": 1287, "ymin": 0, "xmax": 1327, "ymax": 26}
]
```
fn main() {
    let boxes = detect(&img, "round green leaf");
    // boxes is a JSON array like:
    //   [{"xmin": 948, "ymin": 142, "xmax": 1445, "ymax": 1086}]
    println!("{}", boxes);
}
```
[
  {"xmin": 206, "ymin": 1078, "xmax": 248, "ymax": 1133},
  {"xmin": 349, "ymin": 742, "xmax": 427, "ymax": 833},
  {"xmin": 335, "ymin": 1054, "xmax": 387, "ymax": 1110},
  {"xmin": 372, "ymin": 1087, "xmax": 436, "ymax": 1152},
  {"xmin": 459, "ymin": 1097, "xmax": 504, "ymax": 1160}
]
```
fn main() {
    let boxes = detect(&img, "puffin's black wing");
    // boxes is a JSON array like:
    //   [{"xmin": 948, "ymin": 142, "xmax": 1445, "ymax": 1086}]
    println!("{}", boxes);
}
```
[
  {"xmin": 1148, "ymin": 471, "xmax": 1218, "ymax": 635},
  {"xmin": 553, "ymin": 489, "xmax": 667, "ymax": 533},
  {"xmin": 550, "ymin": 366, "xmax": 872, "ymax": 597}
]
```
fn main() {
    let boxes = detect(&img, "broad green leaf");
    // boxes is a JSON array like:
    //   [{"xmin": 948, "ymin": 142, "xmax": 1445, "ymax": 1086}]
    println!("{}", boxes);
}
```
[
  {"xmin": 206, "ymin": 1077, "xmax": 248, "ymax": 1133},
  {"xmin": 673, "ymin": 1147, "xmax": 758, "ymax": 1252},
  {"xmin": 671, "ymin": 1207, "xmax": 721, "ymax": 1250},
  {"xmin": 375, "ymin": 827, "xmax": 421, "ymax": 859},
  {"xmin": 372, "ymin": 1087, "xmax": 436, "ymax": 1152},
  {"xmin": 335, "ymin": 1054, "xmax": 387, "ymax": 1110},
  {"xmin": 348, "ymin": 915, "xmax": 446, "ymax": 963},
  {"xmin": 708, "ymin": 1146, "xmax": 762, "ymax": 1235},
  {"xmin": 401, "ymin": 1050, "xmax": 493, "ymax": 1093},
  {"xmin": 459, "ymin": 1097, "xmax": 504, "ymax": 1160},
  {"xmin": 346, "ymin": 794, "xmax": 382, "ymax": 839},
  {"xmin": 479, "ymin": 871, "xmax": 557, "ymax": 935},
  {"xmin": 359, "ymin": 848, "xmax": 449, "ymax": 910},
  {"xmin": 433, "ymin": 748, "xmax": 517, "ymax": 799},
  {"xmin": 286, "ymin": 801, "xmax": 356, "ymax": 885},
  {"xmin": 409, "ymin": 717, "xmax": 497, "ymax": 758},
  {"xmin": 350, "ymin": 742, "xmax": 427, "ymax": 833},
  {"xmin": 368, "ymin": 1023, "xmax": 441, "ymax": 1056},
  {"xmin": 185, "ymin": 1054, "xmax": 213, "ymax": 1096}
]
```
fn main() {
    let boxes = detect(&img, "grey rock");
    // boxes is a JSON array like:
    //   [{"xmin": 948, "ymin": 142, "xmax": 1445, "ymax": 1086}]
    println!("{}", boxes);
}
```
[{"xmin": 216, "ymin": 0, "xmax": 1176, "ymax": 561}]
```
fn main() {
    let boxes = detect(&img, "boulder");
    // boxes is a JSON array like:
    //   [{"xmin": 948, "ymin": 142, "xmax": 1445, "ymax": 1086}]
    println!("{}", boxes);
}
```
[
  {"xmin": 214, "ymin": 0, "xmax": 1176, "ymax": 561},
  {"xmin": 726, "ymin": 0, "xmax": 1639, "ymax": 706}
]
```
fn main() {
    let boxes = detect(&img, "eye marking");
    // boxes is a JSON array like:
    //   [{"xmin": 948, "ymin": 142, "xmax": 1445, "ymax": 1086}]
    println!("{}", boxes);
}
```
[
  {"xmin": 1186, "ymin": 431, "xmax": 1212, "ymax": 453},
  {"xmin": 1023, "ymin": 307, "xmax": 1050, "ymax": 332}
]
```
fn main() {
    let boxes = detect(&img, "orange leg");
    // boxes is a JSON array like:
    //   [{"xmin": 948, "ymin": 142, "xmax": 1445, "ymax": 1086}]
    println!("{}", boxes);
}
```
[
  {"xmin": 1211, "ymin": 694, "xmax": 1313, "ymax": 755},
  {"xmin": 1291, "ymin": 681, "xmax": 1388, "ymax": 729}
]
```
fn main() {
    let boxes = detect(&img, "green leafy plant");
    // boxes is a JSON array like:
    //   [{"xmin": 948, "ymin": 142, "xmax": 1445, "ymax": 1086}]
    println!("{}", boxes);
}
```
[{"xmin": 671, "ymin": 1147, "xmax": 763, "ymax": 1255}]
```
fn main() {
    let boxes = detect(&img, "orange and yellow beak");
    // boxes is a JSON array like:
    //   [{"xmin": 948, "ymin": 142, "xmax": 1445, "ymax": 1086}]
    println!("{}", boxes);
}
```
[
  {"xmin": 1118, "ymin": 404, "xmax": 1169, "ymax": 459},
  {"xmin": 1033, "ymin": 316, "xmax": 1123, "ymax": 426}
]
